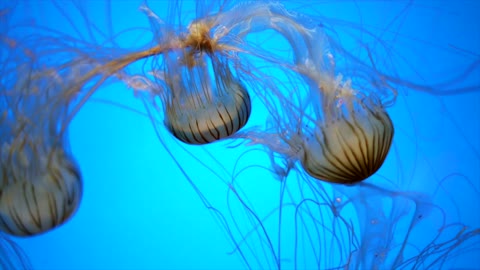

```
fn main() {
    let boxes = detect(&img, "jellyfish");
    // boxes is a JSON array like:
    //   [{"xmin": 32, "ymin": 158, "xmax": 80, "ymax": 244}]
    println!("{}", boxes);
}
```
[
  {"xmin": 0, "ymin": 0, "xmax": 146, "ymax": 238},
  {"xmin": 0, "ymin": 6, "xmax": 94, "ymax": 237},
  {"xmin": 0, "ymin": 51, "xmax": 83, "ymax": 236},
  {"xmin": 273, "ymin": 16, "xmax": 396, "ymax": 184},
  {"xmin": 160, "ymin": 46, "xmax": 252, "ymax": 145},
  {"xmin": 130, "ymin": 2, "xmax": 257, "ymax": 145},
  {"xmin": 0, "ymin": 0, "xmax": 170, "ymax": 231},
  {"xmin": 299, "ymin": 83, "xmax": 394, "ymax": 184},
  {"xmin": 257, "ymin": 13, "xmax": 396, "ymax": 184}
]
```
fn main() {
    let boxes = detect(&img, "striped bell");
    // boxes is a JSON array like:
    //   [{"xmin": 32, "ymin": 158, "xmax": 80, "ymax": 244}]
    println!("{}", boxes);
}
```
[
  {"xmin": 0, "ymin": 144, "xmax": 82, "ymax": 236},
  {"xmin": 300, "ymin": 80, "xmax": 394, "ymax": 184}
]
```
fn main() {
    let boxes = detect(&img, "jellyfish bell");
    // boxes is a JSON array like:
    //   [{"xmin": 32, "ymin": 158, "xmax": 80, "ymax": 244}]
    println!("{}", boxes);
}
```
[
  {"xmin": 300, "ymin": 77, "xmax": 394, "ymax": 184},
  {"xmin": 0, "ymin": 141, "xmax": 82, "ymax": 237},
  {"xmin": 161, "ymin": 50, "xmax": 252, "ymax": 145}
]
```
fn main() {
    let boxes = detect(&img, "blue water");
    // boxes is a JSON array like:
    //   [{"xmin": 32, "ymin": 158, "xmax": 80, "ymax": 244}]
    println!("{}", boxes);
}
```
[{"xmin": 1, "ymin": 1, "xmax": 479, "ymax": 269}]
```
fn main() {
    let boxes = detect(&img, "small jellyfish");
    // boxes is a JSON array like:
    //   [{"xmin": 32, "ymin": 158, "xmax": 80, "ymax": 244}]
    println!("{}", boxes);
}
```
[{"xmin": 0, "ymin": 49, "xmax": 83, "ymax": 236}]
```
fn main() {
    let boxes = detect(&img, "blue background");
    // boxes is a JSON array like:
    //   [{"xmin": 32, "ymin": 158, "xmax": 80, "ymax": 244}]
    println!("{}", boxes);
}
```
[{"xmin": 3, "ymin": 0, "xmax": 479, "ymax": 269}]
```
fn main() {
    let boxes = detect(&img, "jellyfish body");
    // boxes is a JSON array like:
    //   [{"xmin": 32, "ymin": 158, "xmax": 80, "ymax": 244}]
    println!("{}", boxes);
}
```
[
  {"xmin": 0, "ymin": 56, "xmax": 83, "ymax": 236},
  {"xmin": 288, "ymin": 23, "xmax": 394, "ymax": 184},
  {"xmin": 163, "ymin": 52, "xmax": 251, "ymax": 145},
  {"xmin": 0, "ymin": 142, "xmax": 82, "ymax": 237},
  {"xmin": 300, "ymin": 81, "xmax": 394, "ymax": 184}
]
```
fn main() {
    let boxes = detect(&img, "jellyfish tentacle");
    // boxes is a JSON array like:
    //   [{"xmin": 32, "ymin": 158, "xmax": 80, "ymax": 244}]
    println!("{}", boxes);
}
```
[{"xmin": 0, "ymin": 231, "xmax": 32, "ymax": 269}]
